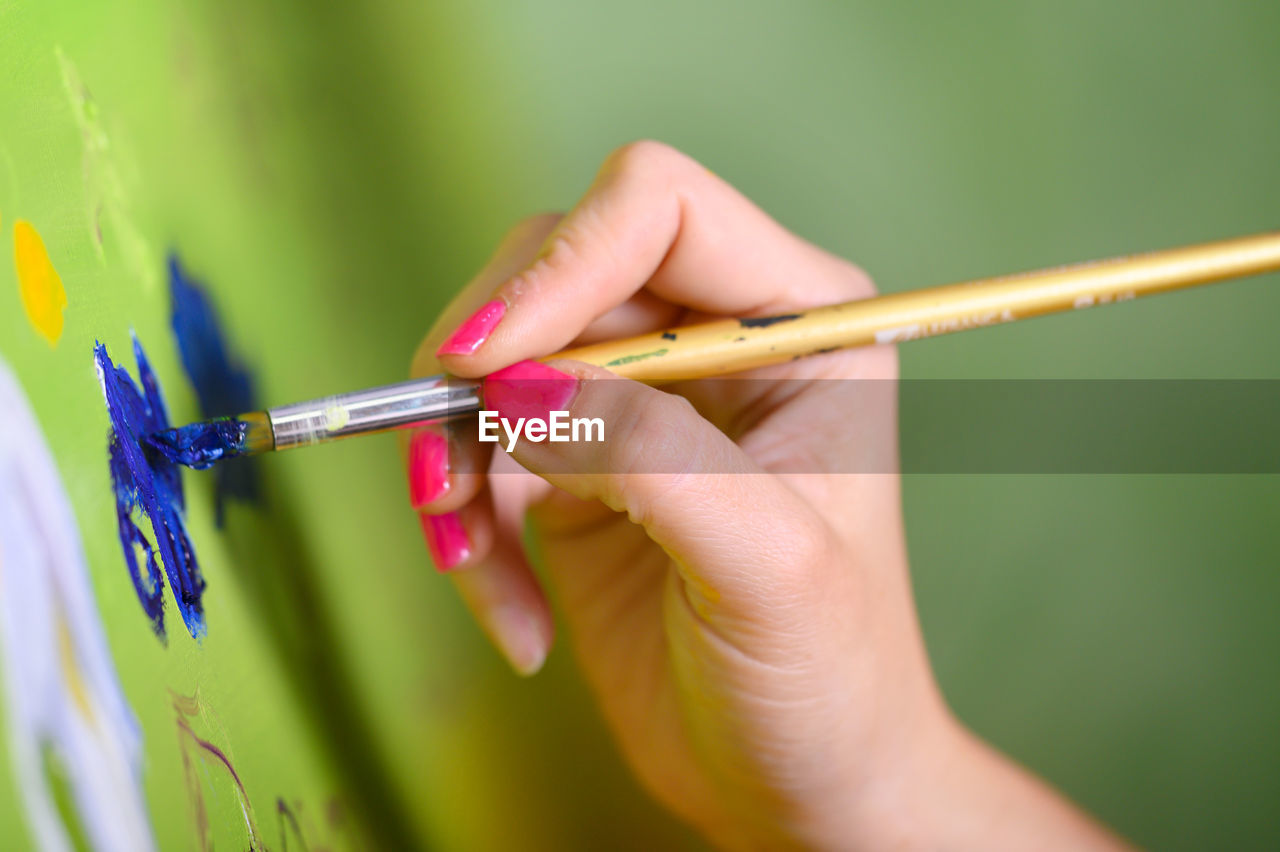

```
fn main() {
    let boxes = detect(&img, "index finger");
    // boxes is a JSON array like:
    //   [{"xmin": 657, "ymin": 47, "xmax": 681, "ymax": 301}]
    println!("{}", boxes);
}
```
[{"xmin": 434, "ymin": 140, "xmax": 873, "ymax": 378}]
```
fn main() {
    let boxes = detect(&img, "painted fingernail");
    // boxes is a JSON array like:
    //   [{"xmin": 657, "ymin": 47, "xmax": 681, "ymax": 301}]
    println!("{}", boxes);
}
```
[
  {"xmin": 407, "ymin": 429, "xmax": 450, "ymax": 507},
  {"xmin": 436, "ymin": 299, "xmax": 506, "ymax": 356},
  {"xmin": 482, "ymin": 360, "xmax": 579, "ymax": 423},
  {"xmin": 490, "ymin": 605, "xmax": 548, "ymax": 677},
  {"xmin": 419, "ymin": 511, "xmax": 471, "ymax": 571}
]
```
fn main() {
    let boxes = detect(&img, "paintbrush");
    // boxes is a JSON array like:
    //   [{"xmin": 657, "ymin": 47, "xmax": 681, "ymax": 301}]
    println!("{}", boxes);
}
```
[{"xmin": 149, "ymin": 230, "xmax": 1280, "ymax": 468}]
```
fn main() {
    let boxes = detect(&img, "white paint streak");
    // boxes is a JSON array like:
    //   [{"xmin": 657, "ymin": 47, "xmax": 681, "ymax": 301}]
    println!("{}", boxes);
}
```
[{"xmin": 0, "ymin": 358, "xmax": 156, "ymax": 852}]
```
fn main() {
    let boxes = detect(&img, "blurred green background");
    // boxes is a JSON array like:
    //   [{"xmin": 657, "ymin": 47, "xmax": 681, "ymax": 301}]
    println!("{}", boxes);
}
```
[{"xmin": 1, "ymin": 0, "xmax": 1278, "ymax": 849}]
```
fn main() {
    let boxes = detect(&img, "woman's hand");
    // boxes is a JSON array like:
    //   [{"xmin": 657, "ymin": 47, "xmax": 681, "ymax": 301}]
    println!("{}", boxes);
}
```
[{"xmin": 407, "ymin": 141, "xmax": 1127, "ymax": 850}]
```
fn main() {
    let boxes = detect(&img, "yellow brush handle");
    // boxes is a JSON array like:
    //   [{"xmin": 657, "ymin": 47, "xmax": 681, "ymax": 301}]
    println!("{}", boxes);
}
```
[{"xmin": 554, "ymin": 231, "xmax": 1280, "ymax": 381}]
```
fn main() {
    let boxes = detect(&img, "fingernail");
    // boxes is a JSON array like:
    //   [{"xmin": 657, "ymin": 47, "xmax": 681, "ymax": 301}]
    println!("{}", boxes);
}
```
[
  {"xmin": 437, "ymin": 299, "xmax": 506, "ymax": 356},
  {"xmin": 490, "ymin": 605, "xmax": 548, "ymax": 676},
  {"xmin": 420, "ymin": 511, "xmax": 471, "ymax": 571},
  {"xmin": 407, "ymin": 429, "xmax": 450, "ymax": 507},
  {"xmin": 482, "ymin": 360, "xmax": 579, "ymax": 423}
]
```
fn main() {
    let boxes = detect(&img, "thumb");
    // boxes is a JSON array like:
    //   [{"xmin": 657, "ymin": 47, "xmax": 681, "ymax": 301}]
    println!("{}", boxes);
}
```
[{"xmin": 480, "ymin": 360, "xmax": 833, "ymax": 627}]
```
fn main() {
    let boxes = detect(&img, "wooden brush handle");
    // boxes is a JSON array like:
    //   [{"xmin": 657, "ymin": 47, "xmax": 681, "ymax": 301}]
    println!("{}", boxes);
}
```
[{"xmin": 554, "ymin": 231, "xmax": 1280, "ymax": 381}]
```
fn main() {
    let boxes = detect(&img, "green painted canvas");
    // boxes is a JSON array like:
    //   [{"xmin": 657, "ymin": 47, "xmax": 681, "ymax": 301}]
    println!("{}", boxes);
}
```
[{"xmin": 2, "ymin": 2, "xmax": 1279, "ymax": 850}]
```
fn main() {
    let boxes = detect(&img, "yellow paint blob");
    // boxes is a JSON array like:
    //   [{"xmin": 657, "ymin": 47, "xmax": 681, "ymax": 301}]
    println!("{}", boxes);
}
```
[{"xmin": 14, "ymin": 220, "xmax": 67, "ymax": 346}]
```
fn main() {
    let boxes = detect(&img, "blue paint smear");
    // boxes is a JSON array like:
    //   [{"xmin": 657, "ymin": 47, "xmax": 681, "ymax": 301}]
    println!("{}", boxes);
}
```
[
  {"xmin": 148, "ymin": 418, "xmax": 248, "ymax": 469},
  {"xmin": 168, "ymin": 254, "xmax": 260, "ymax": 524},
  {"xmin": 96, "ymin": 336, "xmax": 206, "ymax": 641}
]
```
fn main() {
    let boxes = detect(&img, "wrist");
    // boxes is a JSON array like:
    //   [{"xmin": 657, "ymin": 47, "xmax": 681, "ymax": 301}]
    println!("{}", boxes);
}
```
[
  {"xmin": 716, "ymin": 689, "xmax": 959, "ymax": 851},
  {"xmin": 845, "ymin": 710, "xmax": 1129, "ymax": 852},
  {"xmin": 834, "ymin": 700, "xmax": 965, "ymax": 851}
]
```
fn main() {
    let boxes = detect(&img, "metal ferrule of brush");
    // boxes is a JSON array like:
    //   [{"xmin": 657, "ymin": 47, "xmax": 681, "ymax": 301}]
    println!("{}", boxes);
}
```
[{"xmin": 266, "ymin": 376, "xmax": 482, "ymax": 451}]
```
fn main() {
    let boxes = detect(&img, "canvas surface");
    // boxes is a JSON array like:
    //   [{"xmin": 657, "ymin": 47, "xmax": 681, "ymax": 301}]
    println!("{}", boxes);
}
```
[{"xmin": 1, "ymin": 2, "xmax": 1278, "ymax": 850}]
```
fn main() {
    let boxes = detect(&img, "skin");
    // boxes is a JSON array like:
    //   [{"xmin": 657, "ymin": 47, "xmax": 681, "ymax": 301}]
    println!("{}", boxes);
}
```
[{"xmin": 410, "ymin": 141, "xmax": 1131, "ymax": 850}]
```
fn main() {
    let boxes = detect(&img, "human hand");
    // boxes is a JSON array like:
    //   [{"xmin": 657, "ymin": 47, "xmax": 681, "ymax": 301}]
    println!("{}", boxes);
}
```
[{"xmin": 407, "ymin": 141, "xmax": 1127, "ymax": 850}]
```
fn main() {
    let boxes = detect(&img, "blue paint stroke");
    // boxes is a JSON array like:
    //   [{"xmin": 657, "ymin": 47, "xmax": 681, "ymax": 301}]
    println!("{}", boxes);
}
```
[
  {"xmin": 148, "ymin": 418, "xmax": 249, "ymax": 469},
  {"xmin": 95, "ymin": 336, "xmax": 205, "ymax": 641},
  {"xmin": 168, "ymin": 254, "xmax": 260, "ymax": 523}
]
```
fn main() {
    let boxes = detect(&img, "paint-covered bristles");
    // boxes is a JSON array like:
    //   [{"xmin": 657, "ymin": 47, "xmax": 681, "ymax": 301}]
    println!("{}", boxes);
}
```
[{"xmin": 148, "ymin": 412, "xmax": 273, "ymax": 470}]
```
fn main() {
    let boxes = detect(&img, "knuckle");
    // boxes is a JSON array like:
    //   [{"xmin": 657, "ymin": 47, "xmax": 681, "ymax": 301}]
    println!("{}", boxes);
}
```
[
  {"xmin": 537, "ymin": 231, "xmax": 580, "ymax": 273},
  {"xmin": 603, "ymin": 392, "xmax": 662, "ymax": 477},
  {"xmin": 597, "ymin": 391, "xmax": 700, "ymax": 525},
  {"xmin": 604, "ymin": 390, "xmax": 696, "ymax": 478},
  {"xmin": 604, "ymin": 139, "xmax": 684, "ymax": 179},
  {"xmin": 506, "ymin": 231, "xmax": 576, "ymax": 297},
  {"xmin": 526, "ymin": 206, "xmax": 623, "ymax": 289},
  {"xmin": 506, "ymin": 212, "xmax": 563, "ymax": 244},
  {"xmin": 491, "ymin": 214, "xmax": 567, "ymax": 302}
]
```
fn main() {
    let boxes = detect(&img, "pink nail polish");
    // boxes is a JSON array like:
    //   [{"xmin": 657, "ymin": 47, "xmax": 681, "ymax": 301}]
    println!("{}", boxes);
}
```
[
  {"xmin": 420, "ymin": 511, "xmax": 471, "ymax": 571},
  {"xmin": 482, "ymin": 360, "xmax": 579, "ymax": 423},
  {"xmin": 437, "ymin": 299, "xmax": 506, "ymax": 356},
  {"xmin": 407, "ymin": 430, "xmax": 450, "ymax": 507}
]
